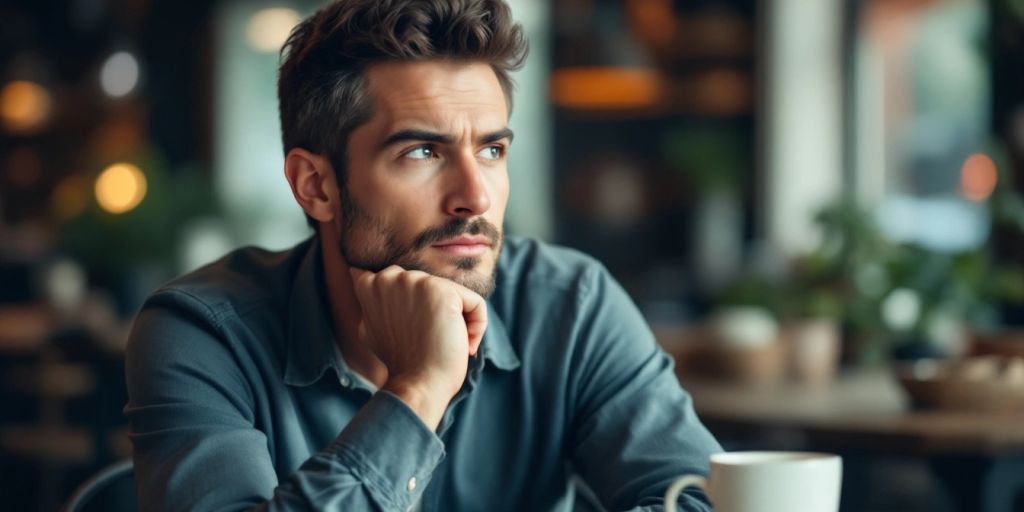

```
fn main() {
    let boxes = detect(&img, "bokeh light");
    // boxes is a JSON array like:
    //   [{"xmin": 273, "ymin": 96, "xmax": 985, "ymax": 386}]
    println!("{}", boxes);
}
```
[
  {"xmin": 550, "ymin": 67, "xmax": 661, "ymax": 110},
  {"xmin": 0, "ymin": 80, "xmax": 52, "ymax": 133},
  {"xmin": 94, "ymin": 163, "xmax": 147, "ymax": 214},
  {"xmin": 960, "ymin": 152, "xmax": 998, "ymax": 202},
  {"xmin": 246, "ymin": 8, "xmax": 301, "ymax": 53},
  {"xmin": 881, "ymin": 287, "xmax": 921, "ymax": 331},
  {"xmin": 100, "ymin": 51, "xmax": 140, "ymax": 98}
]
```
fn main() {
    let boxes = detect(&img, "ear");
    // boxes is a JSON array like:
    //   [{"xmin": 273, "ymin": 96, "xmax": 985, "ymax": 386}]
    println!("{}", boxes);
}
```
[{"xmin": 284, "ymin": 148, "xmax": 338, "ymax": 223}]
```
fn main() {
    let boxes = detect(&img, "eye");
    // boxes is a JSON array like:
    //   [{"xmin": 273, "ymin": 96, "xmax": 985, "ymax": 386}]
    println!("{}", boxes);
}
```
[
  {"xmin": 477, "ymin": 145, "xmax": 505, "ymax": 161},
  {"xmin": 403, "ymin": 145, "xmax": 436, "ymax": 160}
]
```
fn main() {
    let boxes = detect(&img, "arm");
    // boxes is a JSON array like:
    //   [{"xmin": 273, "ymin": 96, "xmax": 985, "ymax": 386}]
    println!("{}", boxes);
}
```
[
  {"xmin": 566, "ymin": 267, "xmax": 723, "ymax": 512},
  {"xmin": 125, "ymin": 291, "xmax": 444, "ymax": 511}
]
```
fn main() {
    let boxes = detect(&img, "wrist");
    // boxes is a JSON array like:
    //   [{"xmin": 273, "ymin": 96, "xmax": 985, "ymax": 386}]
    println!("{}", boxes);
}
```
[{"xmin": 383, "ymin": 377, "xmax": 452, "ymax": 431}]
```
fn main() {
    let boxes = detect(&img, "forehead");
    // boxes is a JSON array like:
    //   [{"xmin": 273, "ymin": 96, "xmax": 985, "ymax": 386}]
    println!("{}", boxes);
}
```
[{"xmin": 362, "ymin": 60, "xmax": 509, "ymax": 132}]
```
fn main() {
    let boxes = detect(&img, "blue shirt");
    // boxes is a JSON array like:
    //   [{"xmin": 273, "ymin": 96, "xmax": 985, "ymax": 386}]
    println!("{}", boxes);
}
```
[{"xmin": 125, "ymin": 236, "xmax": 721, "ymax": 511}]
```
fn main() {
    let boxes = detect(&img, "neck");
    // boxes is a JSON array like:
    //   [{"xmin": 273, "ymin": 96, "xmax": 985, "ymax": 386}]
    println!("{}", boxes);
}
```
[{"xmin": 319, "ymin": 227, "xmax": 389, "ymax": 388}]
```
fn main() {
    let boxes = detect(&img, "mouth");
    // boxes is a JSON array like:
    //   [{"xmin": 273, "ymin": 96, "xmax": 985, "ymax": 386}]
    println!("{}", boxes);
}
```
[{"xmin": 431, "ymin": 235, "xmax": 493, "ymax": 257}]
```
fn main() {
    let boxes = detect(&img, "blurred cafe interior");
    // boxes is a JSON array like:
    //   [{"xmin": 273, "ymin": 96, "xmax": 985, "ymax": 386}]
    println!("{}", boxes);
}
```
[{"xmin": 1, "ymin": 0, "xmax": 1023, "ymax": 510}]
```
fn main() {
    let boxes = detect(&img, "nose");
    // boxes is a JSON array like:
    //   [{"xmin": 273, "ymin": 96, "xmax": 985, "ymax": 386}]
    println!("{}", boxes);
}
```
[{"xmin": 442, "ymin": 152, "xmax": 491, "ymax": 218}]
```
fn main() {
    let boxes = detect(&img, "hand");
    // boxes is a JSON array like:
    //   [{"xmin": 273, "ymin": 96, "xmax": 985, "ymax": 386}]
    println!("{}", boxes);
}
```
[{"xmin": 349, "ymin": 265, "xmax": 488, "ymax": 428}]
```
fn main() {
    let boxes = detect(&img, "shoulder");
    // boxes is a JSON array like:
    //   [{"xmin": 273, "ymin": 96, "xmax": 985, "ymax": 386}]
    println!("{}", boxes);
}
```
[
  {"xmin": 492, "ymin": 239, "xmax": 659, "ymax": 392},
  {"xmin": 495, "ymin": 236, "xmax": 607, "ymax": 299},
  {"xmin": 144, "ymin": 238, "xmax": 312, "ymax": 321},
  {"xmin": 125, "ymin": 239, "xmax": 313, "ymax": 401},
  {"xmin": 490, "ymin": 236, "xmax": 621, "ymax": 342}
]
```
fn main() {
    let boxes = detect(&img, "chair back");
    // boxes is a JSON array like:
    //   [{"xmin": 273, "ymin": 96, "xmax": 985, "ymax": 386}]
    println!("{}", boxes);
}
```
[{"xmin": 62, "ymin": 459, "xmax": 135, "ymax": 512}]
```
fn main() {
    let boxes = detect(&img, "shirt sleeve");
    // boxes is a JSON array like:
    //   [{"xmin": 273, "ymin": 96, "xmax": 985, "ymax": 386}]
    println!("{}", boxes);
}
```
[
  {"xmin": 565, "ymin": 265, "xmax": 723, "ymax": 512},
  {"xmin": 124, "ymin": 290, "xmax": 445, "ymax": 512}
]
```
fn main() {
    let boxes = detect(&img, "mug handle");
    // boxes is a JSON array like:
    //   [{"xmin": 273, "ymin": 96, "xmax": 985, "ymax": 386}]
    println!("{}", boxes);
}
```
[{"xmin": 664, "ymin": 475, "xmax": 708, "ymax": 512}]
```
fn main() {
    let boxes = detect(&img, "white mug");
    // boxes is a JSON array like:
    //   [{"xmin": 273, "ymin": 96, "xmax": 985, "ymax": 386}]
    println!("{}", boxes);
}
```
[{"xmin": 664, "ymin": 451, "xmax": 842, "ymax": 512}]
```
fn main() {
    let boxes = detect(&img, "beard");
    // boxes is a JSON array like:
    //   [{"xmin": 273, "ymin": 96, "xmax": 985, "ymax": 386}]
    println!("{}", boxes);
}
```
[{"xmin": 336, "ymin": 185, "xmax": 502, "ymax": 298}]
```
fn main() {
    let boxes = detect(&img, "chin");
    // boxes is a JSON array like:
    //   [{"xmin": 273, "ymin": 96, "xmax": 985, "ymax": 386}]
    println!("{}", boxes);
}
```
[
  {"xmin": 452, "ymin": 272, "xmax": 497, "ymax": 299},
  {"xmin": 434, "ymin": 259, "xmax": 497, "ymax": 298}
]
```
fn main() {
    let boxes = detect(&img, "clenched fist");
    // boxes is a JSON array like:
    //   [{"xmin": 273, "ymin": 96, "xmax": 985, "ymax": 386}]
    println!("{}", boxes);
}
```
[{"xmin": 349, "ymin": 265, "xmax": 488, "ymax": 430}]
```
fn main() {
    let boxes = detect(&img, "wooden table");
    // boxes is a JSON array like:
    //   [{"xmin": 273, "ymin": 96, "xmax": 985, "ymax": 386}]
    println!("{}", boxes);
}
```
[{"xmin": 679, "ymin": 369, "xmax": 1024, "ymax": 512}]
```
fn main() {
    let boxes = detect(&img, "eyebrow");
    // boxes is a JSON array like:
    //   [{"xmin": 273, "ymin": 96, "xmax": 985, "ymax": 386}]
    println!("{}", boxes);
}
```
[{"xmin": 381, "ymin": 127, "xmax": 515, "ymax": 149}]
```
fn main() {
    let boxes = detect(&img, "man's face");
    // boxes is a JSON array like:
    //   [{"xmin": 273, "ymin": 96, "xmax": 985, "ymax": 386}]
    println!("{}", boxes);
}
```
[{"xmin": 335, "ymin": 60, "xmax": 511, "ymax": 298}]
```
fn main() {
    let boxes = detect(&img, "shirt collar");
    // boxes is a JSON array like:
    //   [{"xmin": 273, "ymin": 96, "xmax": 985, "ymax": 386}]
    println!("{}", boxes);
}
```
[
  {"xmin": 284, "ymin": 237, "xmax": 339, "ymax": 386},
  {"xmin": 284, "ymin": 237, "xmax": 520, "ymax": 387}
]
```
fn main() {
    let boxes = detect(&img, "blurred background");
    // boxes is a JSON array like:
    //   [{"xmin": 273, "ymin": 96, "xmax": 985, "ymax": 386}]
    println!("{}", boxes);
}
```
[{"xmin": 1, "ymin": 0, "xmax": 1022, "ymax": 510}]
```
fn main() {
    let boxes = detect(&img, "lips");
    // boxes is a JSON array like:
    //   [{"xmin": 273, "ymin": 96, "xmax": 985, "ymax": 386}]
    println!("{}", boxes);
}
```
[
  {"xmin": 432, "ymin": 235, "xmax": 493, "ymax": 248},
  {"xmin": 431, "ymin": 235, "xmax": 493, "ymax": 257}
]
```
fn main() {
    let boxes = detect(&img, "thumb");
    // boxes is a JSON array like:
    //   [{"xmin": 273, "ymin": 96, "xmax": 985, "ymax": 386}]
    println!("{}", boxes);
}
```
[
  {"xmin": 465, "ymin": 299, "xmax": 487, "ymax": 356},
  {"xmin": 443, "ymin": 280, "xmax": 488, "ymax": 356}
]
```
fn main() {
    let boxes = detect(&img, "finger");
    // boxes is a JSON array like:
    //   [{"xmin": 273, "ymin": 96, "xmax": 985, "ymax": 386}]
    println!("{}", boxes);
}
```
[
  {"xmin": 468, "ymin": 331, "xmax": 483, "ymax": 356},
  {"xmin": 467, "ymin": 297, "xmax": 487, "ymax": 340},
  {"xmin": 356, "ymin": 318, "xmax": 371, "ymax": 345},
  {"xmin": 348, "ymin": 267, "xmax": 373, "ymax": 290},
  {"xmin": 467, "ymin": 314, "xmax": 486, "ymax": 355},
  {"xmin": 447, "ymin": 281, "xmax": 487, "ymax": 316},
  {"xmin": 376, "ymin": 264, "xmax": 406, "ymax": 278},
  {"xmin": 448, "ymin": 286, "xmax": 487, "ymax": 354},
  {"xmin": 348, "ymin": 267, "xmax": 374, "ymax": 305},
  {"xmin": 349, "ymin": 264, "xmax": 407, "ymax": 284},
  {"xmin": 396, "ymin": 267, "xmax": 431, "ymax": 287}
]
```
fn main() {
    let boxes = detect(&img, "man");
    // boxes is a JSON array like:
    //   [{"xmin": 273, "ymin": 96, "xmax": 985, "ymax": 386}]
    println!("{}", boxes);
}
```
[{"xmin": 125, "ymin": 0, "xmax": 722, "ymax": 510}]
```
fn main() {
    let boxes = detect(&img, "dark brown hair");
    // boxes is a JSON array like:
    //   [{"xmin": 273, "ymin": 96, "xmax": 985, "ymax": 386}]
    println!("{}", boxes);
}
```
[{"xmin": 277, "ymin": 0, "xmax": 528, "ymax": 229}]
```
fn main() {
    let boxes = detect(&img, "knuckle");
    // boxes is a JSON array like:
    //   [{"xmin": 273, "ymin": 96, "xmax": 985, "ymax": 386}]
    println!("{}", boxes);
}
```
[
  {"xmin": 396, "ymin": 270, "xmax": 417, "ymax": 286},
  {"xmin": 355, "ymin": 273, "xmax": 374, "ymax": 292},
  {"xmin": 415, "ymin": 274, "xmax": 439, "ymax": 292}
]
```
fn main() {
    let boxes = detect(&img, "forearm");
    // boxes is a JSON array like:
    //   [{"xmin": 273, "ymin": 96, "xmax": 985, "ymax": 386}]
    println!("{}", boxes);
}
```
[
  {"xmin": 132, "ymin": 392, "xmax": 446, "ymax": 512},
  {"xmin": 269, "ymin": 391, "xmax": 446, "ymax": 510}
]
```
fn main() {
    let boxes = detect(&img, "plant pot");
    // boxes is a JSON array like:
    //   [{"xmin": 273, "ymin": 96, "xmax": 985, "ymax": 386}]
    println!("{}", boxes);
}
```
[
  {"xmin": 711, "ymin": 339, "xmax": 787, "ymax": 385},
  {"xmin": 782, "ymin": 319, "xmax": 841, "ymax": 387}
]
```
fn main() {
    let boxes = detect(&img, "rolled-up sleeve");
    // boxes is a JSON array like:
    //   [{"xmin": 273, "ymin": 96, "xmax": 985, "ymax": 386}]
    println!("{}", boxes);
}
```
[
  {"xmin": 125, "ymin": 290, "xmax": 445, "ymax": 511},
  {"xmin": 565, "ymin": 267, "xmax": 722, "ymax": 512}
]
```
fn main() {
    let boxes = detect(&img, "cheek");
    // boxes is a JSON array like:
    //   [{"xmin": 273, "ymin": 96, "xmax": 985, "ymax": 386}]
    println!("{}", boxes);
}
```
[
  {"xmin": 379, "ymin": 188, "xmax": 437, "ymax": 233},
  {"xmin": 488, "ymin": 171, "xmax": 510, "ymax": 214}
]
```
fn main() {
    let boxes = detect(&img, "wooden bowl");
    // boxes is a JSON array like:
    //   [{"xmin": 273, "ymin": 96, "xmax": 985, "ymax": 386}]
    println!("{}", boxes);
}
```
[
  {"xmin": 971, "ymin": 330, "xmax": 1024, "ymax": 358},
  {"xmin": 896, "ymin": 357, "xmax": 1024, "ymax": 412}
]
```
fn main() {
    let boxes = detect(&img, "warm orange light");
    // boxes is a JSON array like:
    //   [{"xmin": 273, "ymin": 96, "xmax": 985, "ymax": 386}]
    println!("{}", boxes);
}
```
[
  {"xmin": 0, "ymin": 80, "xmax": 52, "ymax": 133},
  {"xmin": 550, "ymin": 67, "xmax": 662, "ymax": 110},
  {"xmin": 95, "ymin": 163, "xmax": 147, "ymax": 214},
  {"xmin": 961, "ymin": 153, "xmax": 998, "ymax": 202}
]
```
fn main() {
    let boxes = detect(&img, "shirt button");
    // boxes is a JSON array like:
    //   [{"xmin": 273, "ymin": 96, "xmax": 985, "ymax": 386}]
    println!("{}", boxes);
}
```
[
  {"xmin": 340, "ymin": 376, "xmax": 351, "ymax": 387},
  {"xmin": 407, "ymin": 477, "xmax": 417, "ymax": 492}
]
